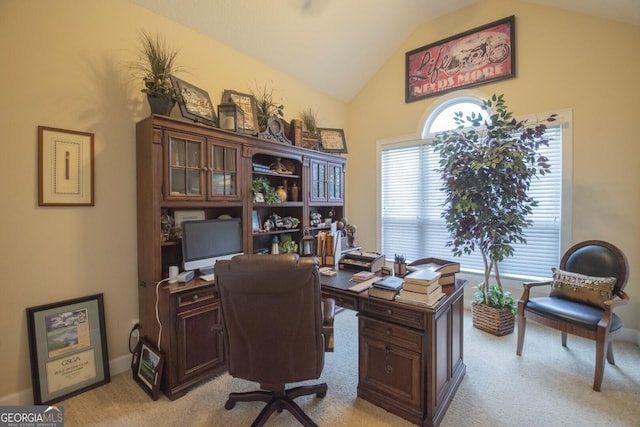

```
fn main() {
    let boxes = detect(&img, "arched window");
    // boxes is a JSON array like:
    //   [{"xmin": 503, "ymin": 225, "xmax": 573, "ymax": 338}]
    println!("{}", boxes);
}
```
[{"xmin": 378, "ymin": 92, "xmax": 571, "ymax": 281}]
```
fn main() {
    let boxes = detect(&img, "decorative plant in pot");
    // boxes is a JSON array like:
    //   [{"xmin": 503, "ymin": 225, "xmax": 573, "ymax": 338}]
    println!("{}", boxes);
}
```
[
  {"xmin": 300, "ymin": 107, "xmax": 320, "ymax": 147},
  {"xmin": 134, "ymin": 30, "xmax": 183, "ymax": 115},
  {"xmin": 252, "ymin": 177, "xmax": 281, "ymax": 205},
  {"xmin": 300, "ymin": 108, "xmax": 318, "ymax": 135},
  {"xmin": 251, "ymin": 82, "xmax": 284, "ymax": 132},
  {"xmin": 433, "ymin": 94, "xmax": 556, "ymax": 336}
]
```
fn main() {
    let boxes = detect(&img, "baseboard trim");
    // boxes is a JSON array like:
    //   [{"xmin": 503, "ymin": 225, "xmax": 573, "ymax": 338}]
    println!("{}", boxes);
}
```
[{"xmin": 0, "ymin": 353, "xmax": 132, "ymax": 406}]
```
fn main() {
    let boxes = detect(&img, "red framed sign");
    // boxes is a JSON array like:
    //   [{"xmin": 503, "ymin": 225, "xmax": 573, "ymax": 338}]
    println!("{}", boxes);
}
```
[{"xmin": 406, "ymin": 15, "xmax": 515, "ymax": 102}]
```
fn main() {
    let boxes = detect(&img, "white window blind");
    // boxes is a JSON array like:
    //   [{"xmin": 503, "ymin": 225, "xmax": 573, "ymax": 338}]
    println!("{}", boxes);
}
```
[{"xmin": 380, "ymin": 122, "xmax": 563, "ymax": 281}]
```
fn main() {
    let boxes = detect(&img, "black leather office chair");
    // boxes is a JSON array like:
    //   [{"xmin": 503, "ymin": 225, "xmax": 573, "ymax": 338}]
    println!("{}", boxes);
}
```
[
  {"xmin": 516, "ymin": 240, "xmax": 629, "ymax": 391},
  {"xmin": 214, "ymin": 254, "xmax": 335, "ymax": 427}
]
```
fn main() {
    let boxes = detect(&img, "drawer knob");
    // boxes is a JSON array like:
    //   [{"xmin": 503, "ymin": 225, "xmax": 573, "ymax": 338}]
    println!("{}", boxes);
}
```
[
  {"xmin": 192, "ymin": 294, "xmax": 199, "ymax": 301},
  {"xmin": 385, "ymin": 364, "xmax": 393, "ymax": 374},
  {"xmin": 386, "ymin": 329, "xmax": 391, "ymax": 336},
  {"xmin": 386, "ymin": 308, "xmax": 392, "ymax": 315}
]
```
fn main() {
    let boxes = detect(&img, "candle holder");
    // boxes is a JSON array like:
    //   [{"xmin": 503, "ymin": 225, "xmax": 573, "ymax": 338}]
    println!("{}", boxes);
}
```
[{"xmin": 217, "ymin": 102, "xmax": 244, "ymax": 132}]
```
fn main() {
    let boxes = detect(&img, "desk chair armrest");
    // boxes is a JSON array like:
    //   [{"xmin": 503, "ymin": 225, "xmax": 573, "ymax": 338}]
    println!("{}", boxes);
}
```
[{"xmin": 322, "ymin": 298, "xmax": 336, "ymax": 352}]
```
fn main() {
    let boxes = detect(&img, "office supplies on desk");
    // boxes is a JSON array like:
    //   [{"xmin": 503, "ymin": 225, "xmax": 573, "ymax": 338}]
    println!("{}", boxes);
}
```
[{"xmin": 339, "ymin": 251, "xmax": 385, "ymax": 273}]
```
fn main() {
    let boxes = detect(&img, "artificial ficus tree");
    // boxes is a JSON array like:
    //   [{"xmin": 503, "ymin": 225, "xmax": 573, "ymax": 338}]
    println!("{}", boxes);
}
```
[{"xmin": 433, "ymin": 94, "xmax": 556, "ymax": 309}]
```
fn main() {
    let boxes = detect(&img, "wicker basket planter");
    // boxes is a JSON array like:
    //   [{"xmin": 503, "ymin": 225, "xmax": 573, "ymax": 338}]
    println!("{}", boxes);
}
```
[{"xmin": 471, "ymin": 302, "xmax": 515, "ymax": 336}]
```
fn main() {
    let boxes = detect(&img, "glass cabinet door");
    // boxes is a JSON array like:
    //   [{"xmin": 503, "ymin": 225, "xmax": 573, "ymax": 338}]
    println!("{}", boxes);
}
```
[
  {"xmin": 167, "ymin": 133, "xmax": 205, "ymax": 199},
  {"xmin": 310, "ymin": 160, "xmax": 326, "ymax": 201},
  {"xmin": 208, "ymin": 140, "xmax": 240, "ymax": 200},
  {"xmin": 327, "ymin": 162, "xmax": 343, "ymax": 202}
]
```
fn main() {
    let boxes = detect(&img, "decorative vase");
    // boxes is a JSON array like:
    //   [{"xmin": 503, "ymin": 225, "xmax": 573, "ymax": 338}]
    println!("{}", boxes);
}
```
[
  {"xmin": 275, "ymin": 186, "xmax": 287, "ymax": 202},
  {"xmin": 147, "ymin": 94, "xmax": 175, "ymax": 116},
  {"xmin": 290, "ymin": 182, "xmax": 299, "ymax": 202},
  {"xmin": 471, "ymin": 302, "xmax": 515, "ymax": 336}
]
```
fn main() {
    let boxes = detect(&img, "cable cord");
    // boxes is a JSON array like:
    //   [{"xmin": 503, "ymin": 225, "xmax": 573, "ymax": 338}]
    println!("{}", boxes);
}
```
[
  {"xmin": 155, "ymin": 278, "xmax": 170, "ymax": 350},
  {"xmin": 128, "ymin": 323, "xmax": 140, "ymax": 354}
]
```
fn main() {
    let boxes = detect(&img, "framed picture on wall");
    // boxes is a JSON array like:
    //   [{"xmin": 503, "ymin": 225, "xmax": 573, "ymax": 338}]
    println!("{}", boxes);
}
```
[
  {"xmin": 38, "ymin": 126, "xmax": 94, "ymax": 206},
  {"xmin": 26, "ymin": 294, "xmax": 110, "ymax": 404},
  {"xmin": 405, "ymin": 15, "xmax": 516, "ymax": 102}
]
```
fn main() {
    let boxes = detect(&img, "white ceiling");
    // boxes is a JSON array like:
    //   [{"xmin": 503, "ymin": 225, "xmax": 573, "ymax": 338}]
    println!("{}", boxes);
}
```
[{"xmin": 132, "ymin": 0, "xmax": 640, "ymax": 102}]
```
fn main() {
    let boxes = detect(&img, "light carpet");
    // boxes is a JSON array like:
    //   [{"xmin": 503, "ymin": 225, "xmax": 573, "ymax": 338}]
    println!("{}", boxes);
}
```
[{"xmin": 61, "ymin": 309, "xmax": 640, "ymax": 426}]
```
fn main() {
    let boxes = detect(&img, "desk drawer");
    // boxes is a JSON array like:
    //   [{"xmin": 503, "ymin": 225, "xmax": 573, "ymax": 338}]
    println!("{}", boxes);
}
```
[
  {"xmin": 358, "ymin": 315, "xmax": 423, "ymax": 411},
  {"xmin": 360, "ymin": 299, "xmax": 425, "ymax": 329},
  {"xmin": 322, "ymin": 290, "xmax": 358, "ymax": 311},
  {"xmin": 359, "ymin": 315, "xmax": 422, "ymax": 352},
  {"xmin": 177, "ymin": 288, "xmax": 216, "ymax": 311}
]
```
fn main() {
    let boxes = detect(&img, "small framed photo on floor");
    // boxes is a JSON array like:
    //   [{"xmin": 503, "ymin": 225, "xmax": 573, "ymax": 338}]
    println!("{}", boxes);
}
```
[{"xmin": 131, "ymin": 337, "xmax": 165, "ymax": 400}]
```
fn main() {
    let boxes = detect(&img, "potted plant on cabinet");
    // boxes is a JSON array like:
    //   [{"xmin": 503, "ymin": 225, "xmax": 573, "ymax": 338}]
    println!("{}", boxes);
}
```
[
  {"xmin": 300, "ymin": 107, "xmax": 320, "ymax": 149},
  {"xmin": 133, "ymin": 30, "xmax": 183, "ymax": 115},
  {"xmin": 433, "ymin": 94, "xmax": 556, "ymax": 336},
  {"xmin": 251, "ymin": 82, "xmax": 284, "ymax": 132},
  {"xmin": 252, "ymin": 177, "xmax": 281, "ymax": 205}
]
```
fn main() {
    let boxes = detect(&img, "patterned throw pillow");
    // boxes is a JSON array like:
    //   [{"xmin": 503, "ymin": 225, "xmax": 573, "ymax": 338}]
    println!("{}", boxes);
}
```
[{"xmin": 550, "ymin": 268, "xmax": 616, "ymax": 309}]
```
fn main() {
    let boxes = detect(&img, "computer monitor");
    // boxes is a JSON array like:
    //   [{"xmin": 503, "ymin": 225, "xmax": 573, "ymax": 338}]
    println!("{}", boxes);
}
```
[{"xmin": 181, "ymin": 218, "xmax": 243, "ymax": 275}]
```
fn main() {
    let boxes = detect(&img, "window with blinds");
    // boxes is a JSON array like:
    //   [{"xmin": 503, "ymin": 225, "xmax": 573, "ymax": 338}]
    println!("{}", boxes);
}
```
[{"xmin": 380, "ymin": 98, "xmax": 565, "ymax": 281}]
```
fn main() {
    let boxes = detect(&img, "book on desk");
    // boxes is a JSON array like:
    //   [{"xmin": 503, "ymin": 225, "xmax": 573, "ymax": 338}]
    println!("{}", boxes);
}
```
[
  {"xmin": 408, "ymin": 257, "xmax": 460, "ymax": 286},
  {"xmin": 366, "ymin": 275, "xmax": 403, "ymax": 301}
]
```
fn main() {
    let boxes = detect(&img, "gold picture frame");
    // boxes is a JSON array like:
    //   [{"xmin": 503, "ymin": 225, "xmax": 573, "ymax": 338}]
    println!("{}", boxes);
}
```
[{"xmin": 38, "ymin": 126, "xmax": 94, "ymax": 206}]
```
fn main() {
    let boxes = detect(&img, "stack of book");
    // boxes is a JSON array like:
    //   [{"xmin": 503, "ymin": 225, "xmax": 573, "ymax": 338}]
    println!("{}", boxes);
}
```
[
  {"xmin": 396, "ymin": 269, "xmax": 445, "ymax": 308},
  {"xmin": 351, "ymin": 270, "xmax": 376, "ymax": 282},
  {"xmin": 368, "ymin": 275, "xmax": 404, "ymax": 301},
  {"xmin": 409, "ymin": 258, "xmax": 460, "ymax": 286}
]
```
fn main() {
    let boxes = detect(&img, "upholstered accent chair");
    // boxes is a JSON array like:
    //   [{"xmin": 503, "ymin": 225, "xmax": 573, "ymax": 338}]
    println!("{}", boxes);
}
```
[
  {"xmin": 516, "ymin": 240, "xmax": 629, "ymax": 391},
  {"xmin": 214, "ymin": 254, "xmax": 335, "ymax": 426}
]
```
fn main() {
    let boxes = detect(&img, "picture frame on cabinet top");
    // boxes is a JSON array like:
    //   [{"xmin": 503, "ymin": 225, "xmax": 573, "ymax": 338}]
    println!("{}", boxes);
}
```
[
  {"xmin": 317, "ymin": 128, "xmax": 348, "ymax": 153},
  {"xmin": 170, "ymin": 75, "xmax": 217, "ymax": 127},
  {"xmin": 221, "ymin": 90, "xmax": 260, "ymax": 136}
]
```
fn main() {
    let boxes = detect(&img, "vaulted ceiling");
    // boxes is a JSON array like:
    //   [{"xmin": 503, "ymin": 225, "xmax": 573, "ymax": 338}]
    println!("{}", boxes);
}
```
[{"xmin": 132, "ymin": 0, "xmax": 640, "ymax": 102}]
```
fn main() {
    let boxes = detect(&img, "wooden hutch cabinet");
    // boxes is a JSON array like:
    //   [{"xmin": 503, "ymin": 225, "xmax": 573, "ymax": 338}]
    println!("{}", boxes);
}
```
[{"xmin": 135, "ymin": 115, "xmax": 346, "ymax": 399}]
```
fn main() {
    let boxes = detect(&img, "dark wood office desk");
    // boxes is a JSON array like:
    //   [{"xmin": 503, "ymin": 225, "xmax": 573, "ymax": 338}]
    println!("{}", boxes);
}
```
[{"xmin": 321, "ymin": 271, "xmax": 467, "ymax": 427}]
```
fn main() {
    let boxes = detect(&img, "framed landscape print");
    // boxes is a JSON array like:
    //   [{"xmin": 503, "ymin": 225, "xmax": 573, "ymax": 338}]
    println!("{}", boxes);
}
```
[
  {"xmin": 26, "ymin": 294, "xmax": 110, "ymax": 404},
  {"xmin": 406, "ymin": 15, "xmax": 515, "ymax": 102},
  {"xmin": 131, "ymin": 337, "xmax": 165, "ymax": 400}
]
